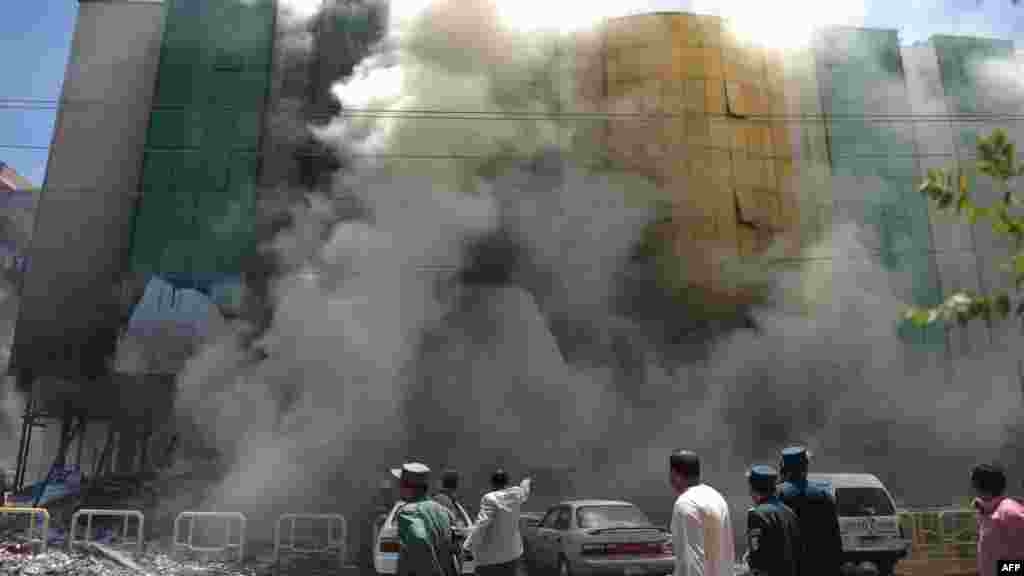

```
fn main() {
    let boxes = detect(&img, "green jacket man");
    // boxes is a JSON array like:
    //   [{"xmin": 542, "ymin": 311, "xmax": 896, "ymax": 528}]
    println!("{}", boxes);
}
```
[{"xmin": 392, "ymin": 462, "xmax": 460, "ymax": 576}]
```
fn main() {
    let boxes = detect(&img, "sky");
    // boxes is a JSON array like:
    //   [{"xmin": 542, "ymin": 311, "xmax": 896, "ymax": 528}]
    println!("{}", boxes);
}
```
[{"xmin": 0, "ymin": 0, "xmax": 1021, "ymax": 188}]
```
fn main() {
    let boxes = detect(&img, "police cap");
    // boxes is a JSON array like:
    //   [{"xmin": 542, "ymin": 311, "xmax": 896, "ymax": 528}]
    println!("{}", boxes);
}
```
[
  {"xmin": 748, "ymin": 465, "xmax": 778, "ymax": 492},
  {"xmin": 780, "ymin": 446, "xmax": 809, "ymax": 467},
  {"xmin": 391, "ymin": 462, "xmax": 431, "ymax": 486}
]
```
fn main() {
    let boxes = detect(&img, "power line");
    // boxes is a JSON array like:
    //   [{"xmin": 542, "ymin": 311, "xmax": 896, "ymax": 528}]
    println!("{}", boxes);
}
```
[
  {"xmin": 4, "ymin": 98, "xmax": 1024, "ymax": 123},
  {"xmin": 0, "ymin": 144, "xmax": 49, "ymax": 151},
  {"xmin": 0, "ymin": 143, "xmax": 987, "ymax": 161}
]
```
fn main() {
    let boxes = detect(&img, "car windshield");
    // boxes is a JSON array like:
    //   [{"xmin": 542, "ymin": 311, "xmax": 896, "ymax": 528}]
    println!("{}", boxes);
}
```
[
  {"xmin": 836, "ymin": 487, "xmax": 896, "ymax": 517},
  {"xmin": 576, "ymin": 505, "xmax": 652, "ymax": 529}
]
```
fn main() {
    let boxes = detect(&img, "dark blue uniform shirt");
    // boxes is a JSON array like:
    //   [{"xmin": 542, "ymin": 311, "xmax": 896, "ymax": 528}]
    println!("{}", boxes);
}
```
[
  {"xmin": 778, "ymin": 479, "xmax": 842, "ymax": 576},
  {"xmin": 747, "ymin": 496, "xmax": 802, "ymax": 576}
]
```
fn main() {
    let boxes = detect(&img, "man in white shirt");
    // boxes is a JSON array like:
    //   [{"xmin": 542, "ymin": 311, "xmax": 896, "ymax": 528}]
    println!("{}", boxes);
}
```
[
  {"xmin": 462, "ymin": 468, "xmax": 532, "ymax": 576},
  {"xmin": 669, "ymin": 450, "xmax": 735, "ymax": 576}
]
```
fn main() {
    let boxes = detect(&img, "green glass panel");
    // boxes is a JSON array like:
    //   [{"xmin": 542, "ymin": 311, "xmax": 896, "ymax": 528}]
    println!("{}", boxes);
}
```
[
  {"xmin": 130, "ymin": 0, "xmax": 274, "ymax": 279},
  {"xmin": 130, "ymin": 151, "xmax": 200, "ymax": 275},
  {"xmin": 148, "ymin": 109, "xmax": 204, "ymax": 149},
  {"xmin": 902, "ymin": 192, "xmax": 933, "ymax": 257},
  {"xmin": 233, "ymin": 107, "xmax": 265, "ymax": 151},
  {"xmin": 820, "ymin": 29, "xmax": 942, "ymax": 354}
]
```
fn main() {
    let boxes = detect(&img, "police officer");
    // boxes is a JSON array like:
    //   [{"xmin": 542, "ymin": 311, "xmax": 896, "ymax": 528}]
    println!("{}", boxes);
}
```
[
  {"xmin": 745, "ymin": 465, "xmax": 802, "ymax": 576},
  {"xmin": 393, "ymin": 463, "xmax": 460, "ymax": 576},
  {"xmin": 777, "ymin": 446, "xmax": 842, "ymax": 576}
]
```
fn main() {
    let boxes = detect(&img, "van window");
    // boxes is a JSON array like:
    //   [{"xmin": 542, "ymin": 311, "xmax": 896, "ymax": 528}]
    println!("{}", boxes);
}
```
[{"xmin": 835, "ymin": 487, "xmax": 895, "ymax": 517}]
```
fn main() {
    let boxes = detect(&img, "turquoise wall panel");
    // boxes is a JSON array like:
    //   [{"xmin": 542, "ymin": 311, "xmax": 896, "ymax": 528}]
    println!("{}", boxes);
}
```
[
  {"xmin": 819, "ymin": 28, "xmax": 944, "ymax": 350},
  {"xmin": 130, "ymin": 0, "xmax": 273, "ymax": 284}
]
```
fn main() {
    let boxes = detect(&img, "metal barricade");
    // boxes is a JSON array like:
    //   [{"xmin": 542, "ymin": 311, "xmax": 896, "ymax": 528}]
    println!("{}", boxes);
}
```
[
  {"xmin": 909, "ymin": 510, "xmax": 945, "ymax": 559},
  {"xmin": 173, "ymin": 511, "xmax": 247, "ymax": 563},
  {"xmin": 939, "ymin": 510, "xmax": 977, "ymax": 559},
  {"xmin": 901, "ymin": 508, "xmax": 979, "ymax": 560},
  {"xmin": 274, "ymin": 513, "xmax": 347, "ymax": 574},
  {"xmin": 68, "ymin": 509, "xmax": 145, "ymax": 556},
  {"xmin": 0, "ymin": 507, "xmax": 49, "ymax": 553}
]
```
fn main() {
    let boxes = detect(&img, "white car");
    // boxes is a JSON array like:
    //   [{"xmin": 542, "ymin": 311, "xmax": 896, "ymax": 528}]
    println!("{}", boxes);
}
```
[
  {"xmin": 808, "ymin": 473, "xmax": 910, "ymax": 576},
  {"xmin": 374, "ymin": 500, "xmax": 477, "ymax": 575}
]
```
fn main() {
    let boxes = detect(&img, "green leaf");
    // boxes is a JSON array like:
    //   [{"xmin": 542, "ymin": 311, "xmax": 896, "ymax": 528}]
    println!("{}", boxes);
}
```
[
  {"xmin": 1013, "ymin": 254, "xmax": 1024, "ymax": 276},
  {"xmin": 956, "ymin": 311, "xmax": 970, "ymax": 326},
  {"xmin": 967, "ymin": 206, "xmax": 983, "ymax": 225},
  {"xmin": 996, "ymin": 293, "xmax": 1012, "ymax": 318},
  {"xmin": 906, "ymin": 308, "xmax": 932, "ymax": 327},
  {"xmin": 956, "ymin": 194, "xmax": 969, "ymax": 215}
]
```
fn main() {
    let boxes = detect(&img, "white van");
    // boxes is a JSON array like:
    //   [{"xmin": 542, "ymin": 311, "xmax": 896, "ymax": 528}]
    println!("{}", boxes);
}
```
[{"xmin": 808, "ymin": 473, "xmax": 910, "ymax": 576}]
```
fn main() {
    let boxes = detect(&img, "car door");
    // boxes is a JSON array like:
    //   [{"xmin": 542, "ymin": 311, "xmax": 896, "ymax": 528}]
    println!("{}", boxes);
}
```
[{"xmin": 534, "ymin": 507, "xmax": 563, "ymax": 570}]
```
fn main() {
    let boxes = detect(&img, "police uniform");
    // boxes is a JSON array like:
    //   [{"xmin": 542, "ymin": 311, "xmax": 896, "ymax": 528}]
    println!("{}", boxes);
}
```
[
  {"xmin": 393, "ymin": 463, "xmax": 460, "ymax": 576},
  {"xmin": 777, "ymin": 447, "xmax": 842, "ymax": 576},
  {"xmin": 746, "ymin": 465, "xmax": 802, "ymax": 576}
]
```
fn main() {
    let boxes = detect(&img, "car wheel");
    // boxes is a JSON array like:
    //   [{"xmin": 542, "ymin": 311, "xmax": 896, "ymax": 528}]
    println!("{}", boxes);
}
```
[{"xmin": 877, "ymin": 561, "xmax": 895, "ymax": 576}]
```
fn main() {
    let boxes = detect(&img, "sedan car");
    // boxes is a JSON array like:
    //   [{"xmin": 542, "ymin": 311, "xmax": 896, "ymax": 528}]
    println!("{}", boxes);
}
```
[
  {"xmin": 374, "ymin": 500, "xmax": 476, "ymax": 576},
  {"xmin": 523, "ymin": 500, "xmax": 674, "ymax": 576}
]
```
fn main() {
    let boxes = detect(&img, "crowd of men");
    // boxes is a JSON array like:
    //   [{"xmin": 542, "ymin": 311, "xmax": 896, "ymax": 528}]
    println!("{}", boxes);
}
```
[
  {"xmin": 667, "ymin": 446, "xmax": 841, "ymax": 576},
  {"xmin": 387, "ymin": 446, "xmax": 1024, "ymax": 576},
  {"xmin": 390, "ymin": 463, "xmax": 532, "ymax": 576}
]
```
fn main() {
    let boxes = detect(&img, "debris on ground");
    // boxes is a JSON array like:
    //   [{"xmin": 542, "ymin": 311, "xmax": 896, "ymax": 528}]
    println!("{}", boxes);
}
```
[
  {"xmin": 0, "ymin": 546, "xmax": 262, "ymax": 576},
  {"xmin": 82, "ymin": 542, "xmax": 148, "ymax": 573},
  {"xmin": 0, "ymin": 548, "xmax": 143, "ymax": 576}
]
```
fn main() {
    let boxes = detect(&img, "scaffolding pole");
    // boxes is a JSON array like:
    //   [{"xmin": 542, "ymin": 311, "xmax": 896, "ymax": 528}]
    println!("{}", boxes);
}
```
[{"xmin": 14, "ymin": 371, "xmax": 34, "ymax": 491}]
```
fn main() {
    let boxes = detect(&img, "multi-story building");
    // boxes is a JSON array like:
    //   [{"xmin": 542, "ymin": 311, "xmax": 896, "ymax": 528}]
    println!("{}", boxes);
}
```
[
  {"xmin": 8, "ymin": 0, "xmax": 1022, "ymax": 554},
  {"xmin": 0, "ymin": 161, "xmax": 35, "ymax": 275}
]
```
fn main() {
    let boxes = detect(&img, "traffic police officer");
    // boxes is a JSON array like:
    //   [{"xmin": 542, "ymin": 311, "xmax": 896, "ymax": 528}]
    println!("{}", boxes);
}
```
[
  {"xmin": 393, "ymin": 462, "xmax": 460, "ymax": 576},
  {"xmin": 777, "ymin": 446, "xmax": 842, "ymax": 576},
  {"xmin": 746, "ymin": 465, "xmax": 802, "ymax": 576}
]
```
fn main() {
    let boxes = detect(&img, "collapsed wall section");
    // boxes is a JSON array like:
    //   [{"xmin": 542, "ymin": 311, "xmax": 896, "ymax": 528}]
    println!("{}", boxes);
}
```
[{"xmin": 577, "ymin": 13, "xmax": 812, "ymax": 307}]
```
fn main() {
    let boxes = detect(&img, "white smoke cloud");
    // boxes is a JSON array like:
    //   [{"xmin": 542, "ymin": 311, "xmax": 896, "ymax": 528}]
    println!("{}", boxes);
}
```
[
  {"xmin": 974, "ymin": 55, "xmax": 1024, "ymax": 112},
  {"xmin": 691, "ymin": 0, "xmax": 866, "ymax": 50},
  {"xmin": 171, "ymin": 0, "xmax": 1024, "ymax": 559}
]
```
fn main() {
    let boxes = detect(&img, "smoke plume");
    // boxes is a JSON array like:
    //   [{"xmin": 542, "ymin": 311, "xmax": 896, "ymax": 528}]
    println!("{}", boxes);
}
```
[{"xmin": 171, "ymin": 0, "xmax": 1024, "ymax": 558}]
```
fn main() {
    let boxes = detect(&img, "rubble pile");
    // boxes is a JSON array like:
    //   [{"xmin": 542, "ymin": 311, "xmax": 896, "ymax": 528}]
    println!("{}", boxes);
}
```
[{"xmin": 0, "ymin": 543, "xmax": 263, "ymax": 576}]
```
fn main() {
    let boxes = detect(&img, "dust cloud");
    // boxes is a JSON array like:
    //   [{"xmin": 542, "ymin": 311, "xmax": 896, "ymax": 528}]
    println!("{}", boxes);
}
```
[{"xmin": 167, "ymin": 0, "xmax": 1023, "ymax": 558}]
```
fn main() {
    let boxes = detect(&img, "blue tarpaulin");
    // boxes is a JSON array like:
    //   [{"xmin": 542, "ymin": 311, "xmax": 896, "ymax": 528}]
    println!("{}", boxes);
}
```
[{"xmin": 12, "ymin": 464, "xmax": 81, "ymax": 507}]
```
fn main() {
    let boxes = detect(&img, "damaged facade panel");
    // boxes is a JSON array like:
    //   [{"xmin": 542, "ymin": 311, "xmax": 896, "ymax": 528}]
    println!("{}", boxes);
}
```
[{"xmin": 583, "ymin": 12, "xmax": 805, "ymax": 305}]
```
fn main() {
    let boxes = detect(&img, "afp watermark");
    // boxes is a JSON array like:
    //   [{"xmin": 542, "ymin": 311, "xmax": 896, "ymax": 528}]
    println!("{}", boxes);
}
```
[{"xmin": 999, "ymin": 560, "xmax": 1024, "ymax": 574}]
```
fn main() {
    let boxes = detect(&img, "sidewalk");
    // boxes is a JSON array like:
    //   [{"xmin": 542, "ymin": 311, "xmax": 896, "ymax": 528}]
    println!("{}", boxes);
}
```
[{"xmin": 896, "ymin": 558, "xmax": 977, "ymax": 576}]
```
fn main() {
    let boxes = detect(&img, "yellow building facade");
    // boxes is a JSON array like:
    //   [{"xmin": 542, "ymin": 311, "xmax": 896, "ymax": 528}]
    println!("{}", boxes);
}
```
[{"xmin": 572, "ymin": 13, "xmax": 830, "ymax": 304}]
